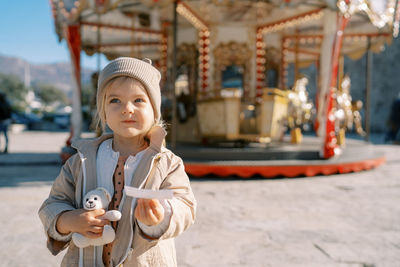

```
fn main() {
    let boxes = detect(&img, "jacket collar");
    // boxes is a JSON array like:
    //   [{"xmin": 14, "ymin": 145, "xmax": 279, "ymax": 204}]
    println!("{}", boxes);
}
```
[{"xmin": 71, "ymin": 125, "xmax": 167, "ymax": 154}]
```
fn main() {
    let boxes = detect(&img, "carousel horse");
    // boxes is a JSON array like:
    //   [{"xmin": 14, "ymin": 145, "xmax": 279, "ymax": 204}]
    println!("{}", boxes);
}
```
[
  {"xmin": 352, "ymin": 100, "xmax": 366, "ymax": 136},
  {"xmin": 286, "ymin": 77, "xmax": 315, "ymax": 143},
  {"xmin": 334, "ymin": 75, "xmax": 366, "ymax": 142},
  {"xmin": 287, "ymin": 77, "xmax": 314, "ymax": 130}
]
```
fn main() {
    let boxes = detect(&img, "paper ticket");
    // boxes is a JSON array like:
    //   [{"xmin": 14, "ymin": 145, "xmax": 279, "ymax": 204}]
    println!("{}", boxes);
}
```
[{"xmin": 124, "ymin": 186, "xmax": 173, "ymax": 200}]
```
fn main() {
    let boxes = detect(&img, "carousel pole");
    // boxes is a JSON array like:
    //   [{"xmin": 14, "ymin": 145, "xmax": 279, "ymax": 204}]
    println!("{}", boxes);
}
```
[
  {"xmin": 315, "ymin": 58, "xmax": 320, "ymax": 115},
  {"xmin": 365, "ymin": 37, "xmax": 372, "ymax": 141},
  {"xmin": 318, "ymin": 10, "xmax": 348, "ymax": 158},
  {"xmin": 338, "ymin": 55, "xmax": 344, "ymax": 91},
  {"xmin": 171, "ymin": 0, "xmax": 178, "ymax": 149},
  {"xmin": 61, "ymin": 24, "xmax": 82, "ymax": 162}
]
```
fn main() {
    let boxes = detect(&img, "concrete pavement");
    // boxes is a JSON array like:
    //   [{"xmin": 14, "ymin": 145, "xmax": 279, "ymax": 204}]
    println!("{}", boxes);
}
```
[{"xmin": 0, "ymin": 131, "xmax": 399, "ymax": 267}]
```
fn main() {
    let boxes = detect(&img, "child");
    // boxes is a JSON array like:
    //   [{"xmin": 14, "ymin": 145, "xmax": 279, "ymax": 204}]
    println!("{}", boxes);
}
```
[{"xmin": 39, "ymin": 57, "xmax": 196, "ymax": 267}]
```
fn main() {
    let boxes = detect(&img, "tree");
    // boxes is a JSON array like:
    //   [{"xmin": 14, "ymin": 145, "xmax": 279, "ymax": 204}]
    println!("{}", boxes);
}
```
[
  {"xmin": 33, "ymin": 83, "xmax": 68, "ymax": 106},
  {"xmin": 0, "ymin": 73, "xmax": 28, "ymax": 112},
  {"xmin": 81, "ymin": 83, "xmax": 95, "ymax": 108}
]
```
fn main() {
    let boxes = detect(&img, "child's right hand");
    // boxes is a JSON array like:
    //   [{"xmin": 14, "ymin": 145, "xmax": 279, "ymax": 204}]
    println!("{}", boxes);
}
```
[{"xmin": 56, "ymin": 209, "xmax": 110, "ymax": 239}]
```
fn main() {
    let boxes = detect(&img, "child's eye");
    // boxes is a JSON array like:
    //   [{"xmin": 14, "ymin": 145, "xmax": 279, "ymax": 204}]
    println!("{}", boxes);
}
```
[
  {"xmin": 110, "ymin": 98, "xmax": 120, "ymax": 103},
  {"xmin": 135, "ymin": 98, "xmax": 144, "ymax": 103}
]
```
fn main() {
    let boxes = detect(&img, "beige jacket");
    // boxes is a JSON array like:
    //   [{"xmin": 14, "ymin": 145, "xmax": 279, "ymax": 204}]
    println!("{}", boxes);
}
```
[{"xmin": 38, "ymin": 126, "xmax": 196, "ymax": 267}]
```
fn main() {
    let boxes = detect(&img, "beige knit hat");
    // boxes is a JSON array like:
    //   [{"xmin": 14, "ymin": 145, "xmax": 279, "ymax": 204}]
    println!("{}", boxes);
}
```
[{"xmin": 98, "ymin": 57, "xmax": 162, "ymax": 122}]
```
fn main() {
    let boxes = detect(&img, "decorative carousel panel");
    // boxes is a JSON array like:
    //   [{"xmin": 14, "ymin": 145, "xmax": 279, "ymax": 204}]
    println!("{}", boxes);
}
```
[
  {"xmin": 257, "ymin": 88, "xmax": 288, "ymax": 140},
  {"xmin": 197, "ymin": 96, "xmax": 240, "ymax": 139}
]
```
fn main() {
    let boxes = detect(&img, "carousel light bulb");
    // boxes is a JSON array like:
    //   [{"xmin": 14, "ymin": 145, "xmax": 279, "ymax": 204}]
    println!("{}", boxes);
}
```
[
  {"xmin": 359, "ymin": 3, "xmax": 368, "ymax": 11},
  {"xmin": 338, "ymin": 0, "xmax": 346, "ymax": 9}
]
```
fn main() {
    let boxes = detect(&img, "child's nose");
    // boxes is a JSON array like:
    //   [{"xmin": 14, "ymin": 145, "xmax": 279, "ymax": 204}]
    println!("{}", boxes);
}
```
[{"xmin": 122, "ymin": 102, "xmax": 134, "ymax": 114}]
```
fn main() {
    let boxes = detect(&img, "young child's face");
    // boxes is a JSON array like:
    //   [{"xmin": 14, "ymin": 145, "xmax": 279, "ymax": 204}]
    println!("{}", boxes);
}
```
[{"xmin": 104, "ymin": 79, "xmax": 154, "ymax": 140}]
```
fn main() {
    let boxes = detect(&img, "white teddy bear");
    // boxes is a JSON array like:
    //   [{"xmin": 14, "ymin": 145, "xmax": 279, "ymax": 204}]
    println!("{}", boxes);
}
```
[{"xmin": 72, "ymin": 187, "xmax": 122, "ymax": 248}]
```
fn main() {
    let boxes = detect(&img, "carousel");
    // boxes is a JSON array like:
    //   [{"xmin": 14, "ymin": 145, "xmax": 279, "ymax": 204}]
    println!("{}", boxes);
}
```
[{"xmin": 50, "ymin": 0, "xmax": 399, "ymax": 178}]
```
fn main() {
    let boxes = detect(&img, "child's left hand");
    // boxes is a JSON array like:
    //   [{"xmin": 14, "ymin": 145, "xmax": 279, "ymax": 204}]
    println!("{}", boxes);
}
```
[{"xmin": 134, "ymin": 199, "xmax": 165, "ymax": 226}]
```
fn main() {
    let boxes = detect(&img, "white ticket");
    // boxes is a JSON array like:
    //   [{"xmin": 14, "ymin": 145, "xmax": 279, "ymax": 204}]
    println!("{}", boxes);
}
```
[{"xmin": 124, "ymin": 186, "xmax": 173, "ymax": 200}]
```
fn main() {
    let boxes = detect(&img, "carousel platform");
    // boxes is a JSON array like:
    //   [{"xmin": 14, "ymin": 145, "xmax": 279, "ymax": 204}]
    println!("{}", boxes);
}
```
[{"xmin": 170, "ymin": 135, "xmax": 386, "ymax": 178}]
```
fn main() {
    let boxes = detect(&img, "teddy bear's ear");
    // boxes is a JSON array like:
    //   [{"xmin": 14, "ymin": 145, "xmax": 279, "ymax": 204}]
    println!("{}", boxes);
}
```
[{"xmin": 98, "ymin": 187, "xmax": 111, "ymax": 203}]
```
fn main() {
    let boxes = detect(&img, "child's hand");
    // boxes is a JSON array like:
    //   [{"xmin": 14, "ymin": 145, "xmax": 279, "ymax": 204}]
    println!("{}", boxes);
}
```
[
  {"xmin": 134, "ymin": 199, "xmax": 165, "ymax": 226},
  {"xmin": 56, "ymin": 209, "xmax": 110, "ymax": 239}
]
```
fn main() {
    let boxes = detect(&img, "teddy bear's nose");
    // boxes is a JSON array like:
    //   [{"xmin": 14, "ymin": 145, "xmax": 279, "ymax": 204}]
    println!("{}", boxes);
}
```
[{"xmin": 88, "ymin": 200, "xmax": 93, "ymax": 204}]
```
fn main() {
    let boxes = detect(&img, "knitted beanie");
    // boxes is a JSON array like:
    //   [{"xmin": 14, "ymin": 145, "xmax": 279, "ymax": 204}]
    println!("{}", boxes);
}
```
[{"xmin": 98, "ymin": 57, "xmax": 162, "ymax": 122}]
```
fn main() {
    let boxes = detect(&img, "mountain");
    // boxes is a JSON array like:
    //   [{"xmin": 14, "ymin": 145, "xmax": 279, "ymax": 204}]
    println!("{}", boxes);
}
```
[{"xmin": 0, "ymin": 54, "xmax": 94, "ymax": 96}]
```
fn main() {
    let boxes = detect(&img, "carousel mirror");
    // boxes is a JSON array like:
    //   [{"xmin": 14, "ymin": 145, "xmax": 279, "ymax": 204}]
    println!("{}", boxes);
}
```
[
  {"xmin": 213, "ymin": 42, "xmax": 252, "ymax": 101},
  {"xmin": 266, "ymin": 68, "xmax": 278, "ymax": 88},
  {"xmin": 264, "ymin": 46, "xmax": 280, "ymax": 88},
  {"xmin": 175, "ymin": 66, "xmax": 191, "ymax": 122},
  {"xmin": 221, "ymin": 65, "xmax": 244, "ymax": 98},
  {"xmin": 175, "ymin": 43, "xmax": 198, "ymax": 122}
]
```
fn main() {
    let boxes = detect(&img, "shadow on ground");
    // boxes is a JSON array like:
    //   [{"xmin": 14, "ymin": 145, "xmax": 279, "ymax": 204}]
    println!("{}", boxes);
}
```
[{"xmin": 0, "ymin": 153, "xmax": 61, "ymax": 187}]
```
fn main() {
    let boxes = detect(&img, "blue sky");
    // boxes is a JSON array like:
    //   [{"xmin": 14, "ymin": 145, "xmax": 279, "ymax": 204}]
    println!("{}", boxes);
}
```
[{"xmin": 0, "ymin": 1, "xmax": 106, "ymax": 70}]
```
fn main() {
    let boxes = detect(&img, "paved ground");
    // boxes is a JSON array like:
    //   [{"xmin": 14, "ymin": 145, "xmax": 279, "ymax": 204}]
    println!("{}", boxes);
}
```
[{"xmin": 0, "ymin": 131, "xmax": 399, "ymax": 267}]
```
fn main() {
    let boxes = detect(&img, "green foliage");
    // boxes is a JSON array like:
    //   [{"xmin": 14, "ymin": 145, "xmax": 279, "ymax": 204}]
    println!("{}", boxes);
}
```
[
  {"xmin": 81, "ymin": 83, "xmax": 95, "ymax": 108},
  {"xmin": 0, "ymin": 73, "xmax": 28, "ymax": 112},
  {"xmin": 33, "ymin": 83, "xmax": 68, "ymax": 106}
]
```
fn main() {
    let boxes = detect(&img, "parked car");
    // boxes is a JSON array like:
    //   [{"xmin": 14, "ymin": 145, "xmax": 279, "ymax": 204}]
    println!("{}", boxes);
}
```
[
  {"xmin": 53, "ymin": 113, "xmax": 70, "ymax": 129},
  {"xmin": 42, "ymin": 112, "xmax": 70, "ymax": 129},
  {"xmin": 11, "ymin": 112, "xmax": 42, "ymax": 130}
]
